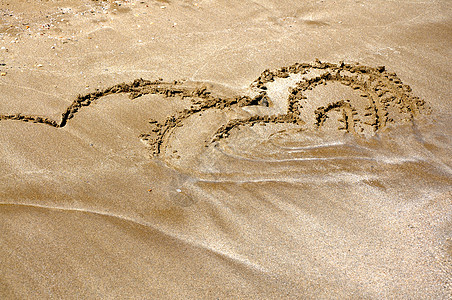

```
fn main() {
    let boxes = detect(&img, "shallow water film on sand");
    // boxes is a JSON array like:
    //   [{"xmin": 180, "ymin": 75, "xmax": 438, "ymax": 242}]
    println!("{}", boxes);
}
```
[{"xmin": 1, "ymin": 0, "xmax": 451, "ymax": 298}]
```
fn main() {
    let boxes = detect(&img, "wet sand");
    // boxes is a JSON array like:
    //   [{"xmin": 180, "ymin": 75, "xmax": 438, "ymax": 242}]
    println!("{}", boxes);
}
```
[{"xmin": 1, "ymin": 0, "xmax": 451, "ymax": 298}]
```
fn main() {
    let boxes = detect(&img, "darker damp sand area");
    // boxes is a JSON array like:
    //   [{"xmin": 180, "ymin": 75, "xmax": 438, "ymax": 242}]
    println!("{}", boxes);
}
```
[{"xmin": 1, "ymin": 0, "xmax": 451, "ymax": 299}]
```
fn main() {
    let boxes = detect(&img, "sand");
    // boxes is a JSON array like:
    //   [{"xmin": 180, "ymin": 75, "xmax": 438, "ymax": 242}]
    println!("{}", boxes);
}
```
[{"xmin": 0, "ymin": 0, "xmax": 451, "ymax": 298}]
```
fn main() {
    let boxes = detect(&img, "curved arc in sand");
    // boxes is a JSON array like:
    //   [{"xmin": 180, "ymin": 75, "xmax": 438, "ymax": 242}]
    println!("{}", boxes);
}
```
[
  {"xmin": 209, "ymin": 62, "xmax": 427, "ymax": 145},
  {"xmin": 0, "ymin": 61, "xmax": 428, "ymax": 161},
  {"xmin": 0, "ymin": 201, "xmax": 269, "ymax": 274},
  {"xmin": 0, "ymin": 79, "xmax": 215, "ymax": 128}
]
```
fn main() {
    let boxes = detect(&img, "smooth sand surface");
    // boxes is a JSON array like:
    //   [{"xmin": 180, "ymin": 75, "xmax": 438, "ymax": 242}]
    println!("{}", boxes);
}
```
[{"xmin": 1, "ymin": 0, "xmax": 451, "ymax": 298}]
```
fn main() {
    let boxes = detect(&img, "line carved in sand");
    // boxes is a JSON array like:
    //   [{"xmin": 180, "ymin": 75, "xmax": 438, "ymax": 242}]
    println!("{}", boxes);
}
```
[{"xmin": 0, "ymin": 61, "xmax": 428, "ymax": 157}]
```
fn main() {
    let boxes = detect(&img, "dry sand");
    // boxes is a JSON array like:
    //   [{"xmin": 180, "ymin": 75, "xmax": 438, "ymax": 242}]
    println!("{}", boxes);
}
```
[{"xmin": 1, "ymin": 0, "xmax": 451, "ymax": 298}]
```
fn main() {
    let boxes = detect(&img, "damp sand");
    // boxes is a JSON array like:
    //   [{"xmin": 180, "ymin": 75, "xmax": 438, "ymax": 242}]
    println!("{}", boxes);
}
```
[{"xmin": 0, "ymin": 0, "xmax": 451, "ymax": 298}]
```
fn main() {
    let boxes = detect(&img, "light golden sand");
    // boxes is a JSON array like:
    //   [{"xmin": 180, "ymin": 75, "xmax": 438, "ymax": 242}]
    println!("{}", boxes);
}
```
[{"xmin": 0, "ymin": 0, "xmax": 451, "ymax": 298}]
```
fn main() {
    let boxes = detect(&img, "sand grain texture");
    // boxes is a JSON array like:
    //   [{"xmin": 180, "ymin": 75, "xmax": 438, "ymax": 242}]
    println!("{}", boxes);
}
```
[{"xmin": 1, "ymin": 0, "xmax": 451, "ymax": 299}]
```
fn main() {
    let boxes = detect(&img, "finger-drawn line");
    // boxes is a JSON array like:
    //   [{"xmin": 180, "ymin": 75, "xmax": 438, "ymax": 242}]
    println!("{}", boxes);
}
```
[{"xmin": 0, "ymin": 61, "xmax": 428, "ymax": 159}]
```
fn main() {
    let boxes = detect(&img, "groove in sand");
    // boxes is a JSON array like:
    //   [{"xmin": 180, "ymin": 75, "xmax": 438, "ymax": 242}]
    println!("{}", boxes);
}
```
[{"xmin": 0, "ymin": 61, "xmax": 428, "ymax": 159}]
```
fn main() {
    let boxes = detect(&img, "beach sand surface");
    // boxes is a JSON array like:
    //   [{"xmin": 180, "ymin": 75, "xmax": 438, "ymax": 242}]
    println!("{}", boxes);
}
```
[{"xmin": 0, "ymin": 0, "xmax": 451, "ymax": 298}]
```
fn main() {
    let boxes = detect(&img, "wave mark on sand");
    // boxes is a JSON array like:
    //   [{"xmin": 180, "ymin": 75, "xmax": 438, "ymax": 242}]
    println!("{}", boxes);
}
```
[
  {"xmin": 0, "ymin": 61, "xmax": 429, "ymax": 169},
  {"xmin": 0, "ymin": 201, "xmax": 269, "ymax": 274}
]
